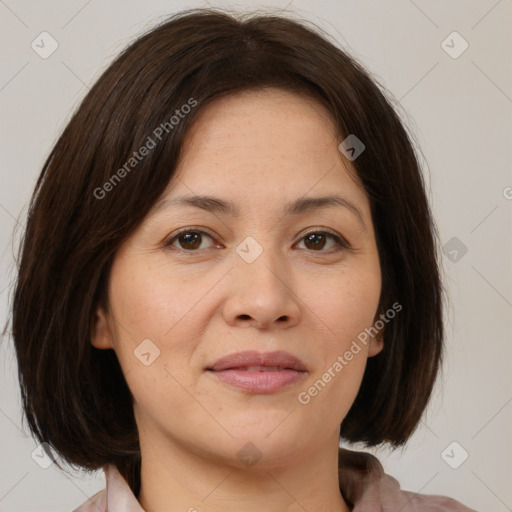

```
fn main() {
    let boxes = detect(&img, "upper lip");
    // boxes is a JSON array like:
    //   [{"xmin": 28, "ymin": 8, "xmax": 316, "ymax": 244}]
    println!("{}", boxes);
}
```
[{"xmin": 207, "ymin": 350, "xmax": 307, "ymax": 372}]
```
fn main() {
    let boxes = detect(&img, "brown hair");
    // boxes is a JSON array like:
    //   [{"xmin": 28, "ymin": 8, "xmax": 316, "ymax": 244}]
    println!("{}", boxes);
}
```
[{"xmin": 8, "ymin": 7, "xmax": 444, "ymax": 495}]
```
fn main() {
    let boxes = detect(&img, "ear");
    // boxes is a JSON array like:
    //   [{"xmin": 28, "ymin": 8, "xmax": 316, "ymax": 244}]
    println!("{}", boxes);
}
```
[
  {"xmin": 368, "ymin": 330, "xmax": 384, "ymax": 357},
  {"xmin": 91, "ymin": 306, "xmax": 114, "ymax": 349}
]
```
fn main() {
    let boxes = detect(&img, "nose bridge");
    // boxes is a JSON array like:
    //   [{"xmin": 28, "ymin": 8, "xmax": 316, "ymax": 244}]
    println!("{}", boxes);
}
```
[
  {"xmin": 234, "ymin": 232, "xmax": 286, "ymax": 287},
  {"xmin": 223, "ymin": 231, "xmax": 300, "ymax": 327}
]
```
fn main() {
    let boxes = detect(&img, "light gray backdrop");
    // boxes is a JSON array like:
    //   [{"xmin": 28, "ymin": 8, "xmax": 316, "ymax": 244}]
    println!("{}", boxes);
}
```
[{"xmin": 0, "ymin": 1, "xmax": 510, "ymax": 511}]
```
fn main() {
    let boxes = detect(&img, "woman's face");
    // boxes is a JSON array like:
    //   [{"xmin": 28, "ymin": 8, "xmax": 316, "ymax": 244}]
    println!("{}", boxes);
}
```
[{"xmin": 93, "ymin": 88, "xmax": 383, "ymax": 467}]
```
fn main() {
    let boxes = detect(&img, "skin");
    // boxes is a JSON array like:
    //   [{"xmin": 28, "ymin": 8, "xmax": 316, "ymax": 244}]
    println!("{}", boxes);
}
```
[{"xmin": 92, "ymin": 87, "xmax": 384, "ymax": 512}]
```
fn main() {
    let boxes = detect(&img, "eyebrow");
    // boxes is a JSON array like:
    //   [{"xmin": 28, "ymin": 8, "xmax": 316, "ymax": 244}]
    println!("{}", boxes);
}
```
[{"xmin": 151, "ymin": 194, "xmax": 366, "ymax": 230}]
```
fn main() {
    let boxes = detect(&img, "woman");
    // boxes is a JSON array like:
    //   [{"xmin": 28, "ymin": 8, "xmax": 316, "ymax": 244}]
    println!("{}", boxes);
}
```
[{"xmin": 10, "ymin": 8, "xmax": 477, "ymax": 511}]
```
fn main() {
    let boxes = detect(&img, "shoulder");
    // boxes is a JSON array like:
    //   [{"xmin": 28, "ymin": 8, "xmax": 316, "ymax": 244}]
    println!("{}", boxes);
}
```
[
  {"xmin": 72, "ymin": 464, "xmax": 144, "ymax": 512},
  {"xmin": 72, "ymin": 488, "xmax": 107, "ymax": 512},
  {"xmin": 400, "ymin": 490, "xmax": 479, "ymax": 511},
  {"xmin": 338, "ymin": 447, "xmax": 479, "ymax": 511}
]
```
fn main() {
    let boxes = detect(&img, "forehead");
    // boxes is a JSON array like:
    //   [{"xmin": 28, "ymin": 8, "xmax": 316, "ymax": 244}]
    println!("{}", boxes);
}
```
[
  {"xmin": 165, "ymin": 88, "xmax": 368, "ymax": 209},
  {"xmin": 178, "ymin": 88, "xmax": 338, "ymax": 163}
]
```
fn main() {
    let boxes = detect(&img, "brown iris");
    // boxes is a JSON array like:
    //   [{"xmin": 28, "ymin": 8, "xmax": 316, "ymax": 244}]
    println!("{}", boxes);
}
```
[
  {"xmin": 177, "ymin": 232, "xmax": 203, "ymax": 250},
  {"xmin": 303, "ymin": 232, "xmax": 327, "ymax": 251}
]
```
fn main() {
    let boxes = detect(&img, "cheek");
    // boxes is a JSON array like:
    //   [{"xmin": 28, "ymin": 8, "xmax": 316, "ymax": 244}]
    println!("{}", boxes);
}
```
[
  {"xmin": 294, "ymin": 268, "xmax": 380, "ymax": 417},
  {"xmin": 108, "ymin": 266, "xmax": 175, "ymax": 338},
  {"xmin": 107, "ymin": 251, "xmax": 207, "ymax": 345},
  {"xmin": 300, "ymin": 265, "xmax": 381, "ymax": 343},
  {"xmin": 106, "ymin": 255, "xmax": 214, "ymax": 397}
]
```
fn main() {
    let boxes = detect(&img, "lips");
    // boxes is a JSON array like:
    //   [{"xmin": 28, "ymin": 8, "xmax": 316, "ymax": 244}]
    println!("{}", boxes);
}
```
[
  {"xmin": 206, "ymin": 350, "xmax": 307, "ymax": 372},
  {"xmin": 206, "ymin": 350, "xmax": 307, "ymax": 393}
]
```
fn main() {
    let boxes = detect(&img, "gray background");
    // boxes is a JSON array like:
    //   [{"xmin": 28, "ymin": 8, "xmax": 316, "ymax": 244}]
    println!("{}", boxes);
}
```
[{"xmin": 0, "ymin": 1, "xmax": 511, "ymax": 511}]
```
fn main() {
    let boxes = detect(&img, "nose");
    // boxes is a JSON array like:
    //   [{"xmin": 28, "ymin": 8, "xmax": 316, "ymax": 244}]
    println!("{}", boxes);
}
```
[{"xmin": 221, "ymin": 245, "xmax": 301, "ymax": 330}]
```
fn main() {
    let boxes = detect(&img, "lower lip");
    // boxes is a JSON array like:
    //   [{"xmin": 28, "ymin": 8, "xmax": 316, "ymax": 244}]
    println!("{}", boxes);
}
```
[{"xmin": 207, "ymin": 369, "xmax": 306, "ymax": 393}]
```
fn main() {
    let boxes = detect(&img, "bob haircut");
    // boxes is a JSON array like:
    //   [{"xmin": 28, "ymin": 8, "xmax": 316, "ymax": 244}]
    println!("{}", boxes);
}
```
[{"xmin": 9, "ymin": 7, "xmax": 444, "ymax": 495}]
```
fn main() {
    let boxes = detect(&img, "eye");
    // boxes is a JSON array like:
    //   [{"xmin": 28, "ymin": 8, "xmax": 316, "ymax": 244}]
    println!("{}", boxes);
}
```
[
  {"xmin": 295, "ymin": 230, "xmax": 350, "ymax": 252},
  {"xmin": 164, "ymin": 228, "xmax": 217, "ymax": 251},
  {"xmin": 163, "ymin": 228, "xmax": 350, "ymax": 253}
]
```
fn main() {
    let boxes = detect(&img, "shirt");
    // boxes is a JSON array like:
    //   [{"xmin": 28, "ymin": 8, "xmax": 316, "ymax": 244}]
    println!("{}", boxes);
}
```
[{"xmin": 73, "ymin": 447, "xmax": 478, "ymax": 511}]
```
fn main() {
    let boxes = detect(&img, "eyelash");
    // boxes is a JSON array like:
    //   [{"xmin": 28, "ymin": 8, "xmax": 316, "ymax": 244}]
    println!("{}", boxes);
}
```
[{"xmin": 163, "ymin": 227, "xmax": 351, "ymax": 254}]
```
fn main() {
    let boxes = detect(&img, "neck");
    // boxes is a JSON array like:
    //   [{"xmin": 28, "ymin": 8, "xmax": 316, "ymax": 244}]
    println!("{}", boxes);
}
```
[{"xmin": 137, "ymin": 432, "xmax": 350, "ymax": 512}]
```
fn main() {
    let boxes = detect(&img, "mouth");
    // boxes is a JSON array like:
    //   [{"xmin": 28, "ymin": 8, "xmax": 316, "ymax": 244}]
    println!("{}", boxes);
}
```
[
  {"xmin": 206, "ymin": 350, "xmax": 307, "ymax": 393},
  {"xmin": 218, "ymin": 366, "xmax": 295, "ymax": 371}
]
